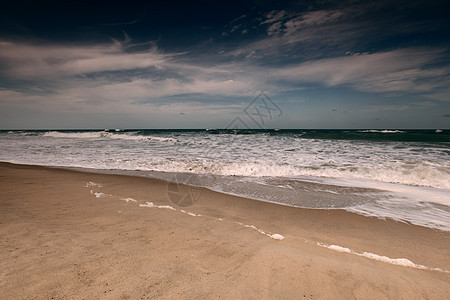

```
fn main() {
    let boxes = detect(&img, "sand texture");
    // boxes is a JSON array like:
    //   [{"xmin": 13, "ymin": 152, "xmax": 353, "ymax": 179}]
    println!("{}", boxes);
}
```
[{"xmin": 0, "ymin": 162, "xmax": 449, "ymax": 299}]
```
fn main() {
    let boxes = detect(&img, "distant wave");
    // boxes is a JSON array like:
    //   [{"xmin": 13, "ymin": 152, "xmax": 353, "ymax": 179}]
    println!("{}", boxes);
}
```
[
  {"xmin": 42, "ymin": 131, "xmax": 176, "ymax": 142},
  {"xmin": 358, "ymin": 129, "xmax": 405, "ymax": 133}
]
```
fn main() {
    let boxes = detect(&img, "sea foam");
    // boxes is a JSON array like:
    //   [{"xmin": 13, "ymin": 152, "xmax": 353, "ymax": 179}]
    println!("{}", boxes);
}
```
[
  {"xmin": 235, "ymin": 221, "xmax": 285, "ymax": 240},
  {"xmin": 91, "ymin": 191, "xmax": 110, "ymax": 198},
  {"xmin": 317, "ymin": 242, "xmax": 449, "ymax": 273},
  {"xmin": 358, "ymin": 129, "xmax": 405, "ymax": 133},
  {"xmin": 120, "ymin": 197, "xmax": 137, "ymax": 203},
  {"xmin": 180, "ymin": 210, "xmax": 202, "ymax": 217},
  {"xmin": 139, "ymin": 202, "xmax": 176, "ymax": 210},
  {"xmin": 85, "ymin": 181, "xmax": 103, "ymax": 187}
]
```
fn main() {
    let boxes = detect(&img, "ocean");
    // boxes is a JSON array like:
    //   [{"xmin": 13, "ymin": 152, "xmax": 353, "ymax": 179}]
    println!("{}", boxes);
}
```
[{"xmin": 1, "ymin": 129, "xmax": 449, "ymax": 231}]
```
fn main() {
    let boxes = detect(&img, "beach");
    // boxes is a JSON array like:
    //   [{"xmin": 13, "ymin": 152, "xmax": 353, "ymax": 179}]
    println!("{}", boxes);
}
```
[
  {"xmin": 2, "ymin": 0, "xmax": 450, "ymax": 298},
  {"xmin": 0, "ymin": 162, "xmax": 449, "ymax": 299}
]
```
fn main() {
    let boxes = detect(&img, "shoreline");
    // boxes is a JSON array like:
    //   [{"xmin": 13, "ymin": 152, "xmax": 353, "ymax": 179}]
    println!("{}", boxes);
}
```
[
  {"xmin": 4, "ymin": 160, "xmax": 450, "ymax": 232},
  {"xmin": 1, "ymin": 162, "xmax": 449, "ymax": 298}
]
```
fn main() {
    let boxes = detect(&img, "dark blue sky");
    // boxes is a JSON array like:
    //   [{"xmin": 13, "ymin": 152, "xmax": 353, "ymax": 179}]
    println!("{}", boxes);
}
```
[{"xmin": 1, "ymin": 0, "xmax": 449, "ymax": 129}]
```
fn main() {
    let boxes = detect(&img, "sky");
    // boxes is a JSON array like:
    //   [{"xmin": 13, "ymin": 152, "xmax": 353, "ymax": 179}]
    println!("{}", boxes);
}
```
[{"xmin": 0, "ymin": 0, "xmax": 449, "ymax": 129}]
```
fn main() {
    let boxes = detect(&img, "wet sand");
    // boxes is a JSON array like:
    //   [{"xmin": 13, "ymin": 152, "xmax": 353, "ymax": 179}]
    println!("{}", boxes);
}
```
[{"xmin": 0, "ymin": 162, "xmax": 449, "ymax": 299}]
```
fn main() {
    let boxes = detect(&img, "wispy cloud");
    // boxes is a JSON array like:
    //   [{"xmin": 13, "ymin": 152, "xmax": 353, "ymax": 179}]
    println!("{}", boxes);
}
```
[
  {"xmin": 365, "ymin": 104, "xmax": 411, "ymax": 113},
  {"xmin": 260, "ymin": 10, "xmax": 287, "ymax": 25},
  {"xmin": 225, "ymin": 8, "xmax": 365, "ymax": 62},
  {"xmin": 425, "ymin": 89, "xmax": 450, "ymax": 102},
  {"xmin": 230, "ymin": 25, "xmax": 241, "ymax": 33},
  {"xmin": 275, "ymin": 48, "xmax": 450, "ymax": 93},
  {"xmin": 0, "ymin": 40, "xmax": 168, "ymax": 79},
  {"xmin": 0, "ymin": 39, "xmax": 262, "ymax": 117},
  {"xmin": 284, "ymin": 10, "xmax": 344, "ymax": 34},
  {"xmin": 230, "ymin": 14, "xmax": 247, "ymax": 24}
]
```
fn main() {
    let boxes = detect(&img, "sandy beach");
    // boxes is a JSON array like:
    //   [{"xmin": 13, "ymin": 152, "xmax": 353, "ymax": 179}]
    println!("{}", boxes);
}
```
[{"xmin": 0, "ymin": 162, "xmax": 449, "ymax": 299}]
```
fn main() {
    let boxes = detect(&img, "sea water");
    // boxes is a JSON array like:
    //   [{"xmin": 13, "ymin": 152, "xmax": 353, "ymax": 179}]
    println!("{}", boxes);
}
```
[{"xmin": 0, "ymin": 129, "xmax": 449, "ymax": 231}]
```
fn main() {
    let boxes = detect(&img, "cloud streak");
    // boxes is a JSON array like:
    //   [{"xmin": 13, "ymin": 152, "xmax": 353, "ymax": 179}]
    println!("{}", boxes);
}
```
[
  {"xmin": 275, "ymin": 48, "xmax": 450, "ymax": 93},
  {"xmin": 0, "ymin": 40, "xmax": 169, "ymax": 78}
]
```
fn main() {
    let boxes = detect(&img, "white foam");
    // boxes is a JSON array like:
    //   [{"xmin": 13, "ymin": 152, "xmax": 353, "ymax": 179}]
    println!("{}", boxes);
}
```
[
  {"xmin": 139, "ymin": 202, "xmax": 156, "ymax": 208},
  {"xmin": 269, "ymin": 233, "xmax": 286, "ymax": 240},
  {"xmin": 85, "ymin": 181, "xmax": 103, "ymax": 187},
  {"xmin": 43, "ymin": 131, "xmax": 153, "ymax": 141},
  {"xmin": 17, "ymin": 131, "xmax": 38, "ymax": 136},
  {"xmin": 326, "ymin": 244, "xmax": 352, "ymax": 253},
  {"xmin": 243, "ymin": 224, "xmax": 266, "ymax": 235},
  {"xmin": 322, "ymin": 189, "xmax": 340, "ymax": 195},
  {"xmin": 147, "ymin": 136, "xmax": 177, "ymax": 142},
  {"xmin": 139, "ymin": 202, "xmax": 176, "ymax": 210},
  {"xmin": 317, "ymin": 242, "xmax": 449, "ymax": 273},
  {"xmin": 358, "ymin": 129, "xmax": 405, "ymax": 133},
  {"xmin": 213, "ymin": 160, "xmax": 450, "ymax": 190},
  {"xmin": 157, "ymin": 205, "xmax": 176, "ymax": 210},
  {"xmin": 180, "ymin": 210, "xmax": 202, "ymax": 217},
  {"xmin": 120, "ymin": 197, "xmax": 137, "ymax": 203},
  {"xmin": 43, "ymin": 130, "xmax": 178, "ymax": 142},
  {"xmin": 360, "ymin": 252, "xmax": 418, "ymax": 268},
  {"xmin": 317, "ymin": 177, "xmax": 450, "ymax": 232},
  {"xmin": 93, "ymin": 192, "xmax": 108, "ymax": 198},
  {"xmin": 235, "ymin": 222, "xmax": 285, "ymax": 241},
  {"xmin": 89, "ymin": 190, "xmax": 112, "ymax": 198}
]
